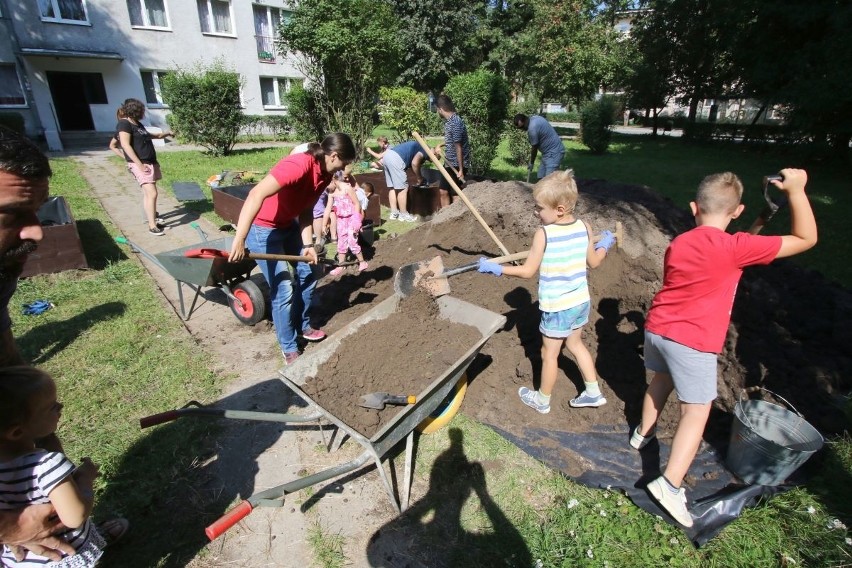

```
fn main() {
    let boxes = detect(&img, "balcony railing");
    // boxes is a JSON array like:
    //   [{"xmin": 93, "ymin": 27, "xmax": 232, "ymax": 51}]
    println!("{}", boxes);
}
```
[{"xmin": 256, "ymin": 35, "xmax": 275, "ymax": 62}]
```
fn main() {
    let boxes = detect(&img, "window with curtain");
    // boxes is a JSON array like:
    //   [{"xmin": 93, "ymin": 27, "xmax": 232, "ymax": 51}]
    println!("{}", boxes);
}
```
[
  {"xmin": 197, "ymin": 0, "xmax": 233, "ymax": 35},
  {"xmin": 141, "ymin": 71, "xmax": 169, "ymax": 105},
  {"xmin": 127, "ymin": 0, "xmax": 169, "ymax": 28},
  {"xmin": 39, "ymin": 0, "xmax": 88, "ymax": 23},
  {"xmin": 260, "ymin": 77, "xmax": 294, "ymax": 108},
  {"xmin": 0, "ymin": 65, "xmax": 26, "ymax": 106}
]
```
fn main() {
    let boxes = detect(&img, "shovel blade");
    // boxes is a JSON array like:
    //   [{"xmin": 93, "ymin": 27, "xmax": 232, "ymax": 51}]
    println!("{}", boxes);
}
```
[
  {"xmin": 358, "ymin": 392, "xmax": 388, "ymax": 409},
  {"xmin": 393, "ymin": 256, "xmax": 447, "ymax": 297}
]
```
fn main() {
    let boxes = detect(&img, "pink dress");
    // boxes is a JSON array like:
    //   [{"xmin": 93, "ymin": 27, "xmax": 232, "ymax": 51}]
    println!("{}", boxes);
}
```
[{"xmin": 332, "ymin": 192, "xmax": 362, "ymax": 255}]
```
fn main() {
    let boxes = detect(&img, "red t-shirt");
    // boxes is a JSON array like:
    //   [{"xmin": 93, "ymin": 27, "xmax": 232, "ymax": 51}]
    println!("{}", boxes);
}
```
[
  {"xmin": 645, "ymin": 226, "xmax": 782, "ymax": 353},
  {"xmin": 254, "ymin": 153, "xmax": 332, "ymax": 228}
]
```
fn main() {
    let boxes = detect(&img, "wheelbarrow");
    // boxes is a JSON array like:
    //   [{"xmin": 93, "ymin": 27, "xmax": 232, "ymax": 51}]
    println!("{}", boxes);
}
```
[
  {"xmin": 138, "ymin": 293, "xmax": 506, "ymax": 540},
  {"xmin": 116, "ymin": 234, "xmax": 270, "ymax": 325}
]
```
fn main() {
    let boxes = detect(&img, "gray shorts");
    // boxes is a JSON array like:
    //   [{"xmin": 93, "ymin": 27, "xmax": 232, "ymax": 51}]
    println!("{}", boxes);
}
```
[
  {"xmin": 382, "ymin": 150, "xmax": 408, "ymax": 190},
  {"xmin": 643, "ymin": 330, "xmax": 717, "ymax": 404}
]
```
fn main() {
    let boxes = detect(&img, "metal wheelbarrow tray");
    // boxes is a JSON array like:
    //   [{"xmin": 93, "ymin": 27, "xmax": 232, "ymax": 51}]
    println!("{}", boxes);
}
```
[
  {"xmin": 119, "ymin": 235, "xmax": 269, "ymax": 324},
  {"xmin": 140, "ymin": 294, "xmax": 505, "ymax": 540}
]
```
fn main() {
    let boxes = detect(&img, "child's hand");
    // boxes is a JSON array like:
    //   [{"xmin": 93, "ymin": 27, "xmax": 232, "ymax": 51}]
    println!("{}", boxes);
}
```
[
  {"xmin": 773, "ymin": 168, "xmax": 807, "ymax": 194},
  {"xmin": 595, "ymin": 230, "xmax": 616, "ymax": 252},
  {"xmin": 478, "ymin": 258, "xmax": 503, "ymax": 276}
]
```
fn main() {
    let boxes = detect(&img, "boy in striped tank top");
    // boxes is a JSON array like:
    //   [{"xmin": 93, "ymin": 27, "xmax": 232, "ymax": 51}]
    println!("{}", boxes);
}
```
[{"xmin": 478, "ymin": 170, "xmax": 616, "ymax": 413}]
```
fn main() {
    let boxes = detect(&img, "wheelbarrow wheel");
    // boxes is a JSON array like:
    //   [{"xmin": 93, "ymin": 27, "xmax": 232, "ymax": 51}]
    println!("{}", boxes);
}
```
[
  {"xmin": 229, "ymin": 278, "xmax": 268, "ymax": 325},
  {"xmin": 417, "ymin": 373, "xmax": 467, "ymax": 434}
]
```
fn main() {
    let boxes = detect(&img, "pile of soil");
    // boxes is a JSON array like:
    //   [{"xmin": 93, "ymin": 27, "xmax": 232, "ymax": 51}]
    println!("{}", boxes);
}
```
[
  {"xmin": 302, "ymin": 290, "xmax": 481, "ymax": 437},
  {"xmin": 310, "ymin": 178, "xmax": 851, "ymax": 473}
]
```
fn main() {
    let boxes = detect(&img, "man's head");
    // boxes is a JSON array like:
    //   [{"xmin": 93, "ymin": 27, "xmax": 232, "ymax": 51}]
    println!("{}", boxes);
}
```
[
  {"xmin": 694, "ymin": 172, "xmax": 744, "ymax": 217},
  {"xmin": 0, "ymin": 127, "xmax": 50, "ymax": 281},
  {"xmin": 435, "ymin": 94, "xmax": 456, "ymax": 119},
  {"xmin": 514, "ymin": 114, "xmax": 529, "ymax": 130}
]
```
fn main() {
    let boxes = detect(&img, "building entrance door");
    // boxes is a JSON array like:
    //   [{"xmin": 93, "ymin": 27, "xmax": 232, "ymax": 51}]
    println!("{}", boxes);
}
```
[{"xmin": 46, "ymin": 71, "xmax": 95, "ymax": 131}]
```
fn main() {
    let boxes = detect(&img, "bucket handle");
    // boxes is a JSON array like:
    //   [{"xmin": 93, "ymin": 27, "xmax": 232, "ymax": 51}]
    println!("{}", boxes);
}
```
[{"xmin": 738, "ymin": 386, "xmax": 805, "ymax": 432}]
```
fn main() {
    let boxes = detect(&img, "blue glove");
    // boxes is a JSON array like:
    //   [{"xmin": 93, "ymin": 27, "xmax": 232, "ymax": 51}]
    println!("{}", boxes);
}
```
[
  {"xmin": 478, "ymin": 258, "xmax": 503, "ymax": 276},
  {"xmin": 22, "ymin": 300, "xmax": 53, "ymax": 316},
  {"xmin": 595, "ymin": 230, "xmax": 616, "ymax": 252}
]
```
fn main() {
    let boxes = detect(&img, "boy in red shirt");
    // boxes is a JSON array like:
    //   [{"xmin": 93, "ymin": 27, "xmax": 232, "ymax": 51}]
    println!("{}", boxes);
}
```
[{"xmin": 631, "ymin": 169, "xmax": 817, "ymax": 527}]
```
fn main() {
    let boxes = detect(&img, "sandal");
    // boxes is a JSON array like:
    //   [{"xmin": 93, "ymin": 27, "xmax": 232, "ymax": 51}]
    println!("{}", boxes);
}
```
[{"xmin": 97, "ymin": 517, "xmax": 129, "ymax": 547}]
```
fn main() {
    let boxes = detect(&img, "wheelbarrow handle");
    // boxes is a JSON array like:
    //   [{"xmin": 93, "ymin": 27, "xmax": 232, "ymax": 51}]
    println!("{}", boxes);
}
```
[
  {"xmin": 205, "ymin": 501, "xmax": 253, "ymax": 541},
  {"xmin": 139, "ymin": 409, "xmax": 183, "ymax": 429}
]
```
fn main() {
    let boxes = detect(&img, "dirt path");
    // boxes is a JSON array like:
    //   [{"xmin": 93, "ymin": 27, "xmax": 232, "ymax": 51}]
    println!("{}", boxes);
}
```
[{"xmin": 74, "ymin": 149, "xmax": 401, "ymax": 567}]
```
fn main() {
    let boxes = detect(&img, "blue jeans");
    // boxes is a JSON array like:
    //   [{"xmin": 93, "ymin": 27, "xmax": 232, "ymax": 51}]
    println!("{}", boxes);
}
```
[
  {"xmin": 538, "ymin": 149, "xmax": 565, "ymax": 179},
  {"xmin": 246, "ymin": 222, "xmax": 319, "ymax": 354}
]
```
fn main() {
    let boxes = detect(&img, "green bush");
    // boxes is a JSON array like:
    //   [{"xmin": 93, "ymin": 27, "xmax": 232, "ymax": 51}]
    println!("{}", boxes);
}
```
[
  {"xmin": 444, "ymin": 70, "xmax": 510, "ymax": 175},
  {"xmin": 285, "ymin": 83, "xmax": 324, "ymax": 143},
  {"xmin": 504, "ymin": 98, "xmax": 541, "ymax": 167},
  {"xmin": 544, "ymin": 111, "xmax": 581, "ymax": 123},
  {"xmin": 377, "ymin": 87, "xmax": 431, "ymax": 144},
  {"xmin": 580, "ymin": 97, "xmax": 616, "ymax": 154},
  {"xmin": 0, "ymin": 112, "xmax": 25, "ymax": 134},
  {"xmin": 160, "ymin": 60, "xmax": 243, "ymax": 156}
]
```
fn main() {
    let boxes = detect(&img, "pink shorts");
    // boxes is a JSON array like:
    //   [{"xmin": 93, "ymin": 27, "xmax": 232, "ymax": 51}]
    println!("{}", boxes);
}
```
[{"xmin": 127, "ymin": 163, "xmax": 162, "ymax": 185}]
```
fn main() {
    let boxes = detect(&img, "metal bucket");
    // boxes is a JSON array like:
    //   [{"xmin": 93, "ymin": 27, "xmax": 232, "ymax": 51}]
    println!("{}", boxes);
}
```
[{"xmin": 726, "ymin": 389, "xmax": 823, "ymax": 486}]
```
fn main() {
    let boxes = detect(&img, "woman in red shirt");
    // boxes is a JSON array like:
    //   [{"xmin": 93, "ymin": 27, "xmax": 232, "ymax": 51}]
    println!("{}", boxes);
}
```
[{"xmin": 229, "ymin": 133, "xmax": 356, "ymax": 365}]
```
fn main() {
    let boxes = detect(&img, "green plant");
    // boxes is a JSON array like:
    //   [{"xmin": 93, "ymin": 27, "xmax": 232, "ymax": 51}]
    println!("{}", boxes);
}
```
[
  {"xmin": 285, "ymin": 83, "xmax": 324, "ymax": 142},
  {"xmin": 160, "ymin": 60, "xmax": 243, "ymax": 156},
  {"xmin": 580, "ymin": 96, "xmax": 616, "ymax": 154},
  {"xmin": 444, "ymin": 69, "xmax": 510, "ymax": 175},
  {"xmin": 377, "ymin": 86, "xmax": 431, "ymax": 143}
]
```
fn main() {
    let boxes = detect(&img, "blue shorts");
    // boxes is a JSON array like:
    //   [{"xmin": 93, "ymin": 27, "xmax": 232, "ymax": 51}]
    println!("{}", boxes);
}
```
[
  {"xmin": 539, "ymin": 302, "xmax": 590, "ymax": 338},
  {"xmin": 643, "ymin": 330, "xmax": 718, "ymax": 404}
]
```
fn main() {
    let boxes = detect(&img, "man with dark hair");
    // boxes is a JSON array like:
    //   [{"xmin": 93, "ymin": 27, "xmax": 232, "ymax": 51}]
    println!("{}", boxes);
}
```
[
  {"xmin": 0, "ymin": 127, "xmax": 76, "ymax": 561},
  {"xmin": 514, "ymin": 113, "xmax": 564, "ymax": 180},
  {"xmin": 434, "ymin": 94, "xmax": 470, "ymax": 208}
]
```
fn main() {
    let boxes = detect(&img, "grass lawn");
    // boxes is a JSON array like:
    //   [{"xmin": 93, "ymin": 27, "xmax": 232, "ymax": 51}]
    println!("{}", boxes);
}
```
[{"xmin": 21, "ymin": 136, "xmax": 851, "ymax": 566}]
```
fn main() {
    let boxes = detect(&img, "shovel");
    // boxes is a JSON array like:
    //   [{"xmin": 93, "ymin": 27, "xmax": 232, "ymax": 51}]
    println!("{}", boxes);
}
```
[
  {"xmin": 183, "ymin": 248, "xmax": 357, "ymax": 267},
  {"xmin": 395, "ymin": 251, "xmax": 530, "ymax": 298},
  {"xmin": 358, "ymin": 392, "xmax": 417, "ymax": 410}
]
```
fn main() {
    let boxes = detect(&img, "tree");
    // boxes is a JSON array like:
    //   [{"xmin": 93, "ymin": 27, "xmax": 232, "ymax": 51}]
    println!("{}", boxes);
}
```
[
  {"xmin": 277, "ymin": 0, "xmax": 401, "ymax": 154},
  {"xmin": 519, "ymin": 0, "xmax": 629, "ymax": 109},
  {"xmin": 377, "ymin": 87, "xmax": 432, "ymax": 144},
  {"xmin": 389, "ymin": 0, "xmax": 488, "ymax": 93},
  {"xmin": 623, "ymin": 10, "xmax": 676, "ymax": 135},
  {"xmin": 160, "ymin": 60, "xmax": 242, "ymax": 156}
]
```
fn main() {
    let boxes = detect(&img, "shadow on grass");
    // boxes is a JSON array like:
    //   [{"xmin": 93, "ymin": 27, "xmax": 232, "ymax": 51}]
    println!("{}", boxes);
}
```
[
  {"xmin": 18, "ymin": 301, "xmax": 127, "ymax": 365},
  {"xmin": 97, "ymin": 378, "xmax": 303, "ymax": 568},
  {"xmin": 366, "ymin": 428, "xmax": 532, "ymax": 568},
  {"xmin": 76, "ymin": 219, "xmax": 129, "ymax": 270}
]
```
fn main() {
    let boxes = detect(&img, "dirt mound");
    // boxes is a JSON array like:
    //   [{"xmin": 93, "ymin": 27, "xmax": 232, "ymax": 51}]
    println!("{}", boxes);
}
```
[{"xmin": 312, "ymin": 178, "xmax": 851, "ymax": 460}]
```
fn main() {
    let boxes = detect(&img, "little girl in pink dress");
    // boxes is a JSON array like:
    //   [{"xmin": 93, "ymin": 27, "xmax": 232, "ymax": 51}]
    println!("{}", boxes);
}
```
[{"xmin": 322, "ymin": 174, "xmax": 368, "ymax": 275}]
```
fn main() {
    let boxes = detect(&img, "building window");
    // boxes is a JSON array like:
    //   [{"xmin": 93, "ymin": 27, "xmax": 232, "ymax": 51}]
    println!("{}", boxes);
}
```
[
  {"xmin": 197, "ymin": 0, "xmax": 233, "ymax": 36},
  {"xmin": 0, "ymin": 65, "xmax": 27, "ymax": 107},
  {"xmin": 128, "ymin": 0, "xmax": 169, "ymax": 29},
  {"xmin": 38, "ymin": 0, "xmax": 89, "ymax": 24},
  {"xmin": 141, "ymin": 70, "xmax": 169, "ymax": 106},
  {"xmin": 253, "ymin": 4, "xmax": 281, "ymax": 62},
  {"xmin": 260, "ymin": 77, "xmax": 300, "ymax": 108}
]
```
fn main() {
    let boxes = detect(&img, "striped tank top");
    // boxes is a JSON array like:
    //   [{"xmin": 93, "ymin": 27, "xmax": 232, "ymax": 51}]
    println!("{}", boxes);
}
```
[{"xmin": 538, "ymin": 219, "xmax": 590, "ymax": 312}]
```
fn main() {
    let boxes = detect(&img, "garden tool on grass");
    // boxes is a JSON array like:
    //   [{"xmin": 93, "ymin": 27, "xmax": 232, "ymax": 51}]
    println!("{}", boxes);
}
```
[{"xmin": 358, "ymin": 392, "xmax": 417, "ymax": 410}]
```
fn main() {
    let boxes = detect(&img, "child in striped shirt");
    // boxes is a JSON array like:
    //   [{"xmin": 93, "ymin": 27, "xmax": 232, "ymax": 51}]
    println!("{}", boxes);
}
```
[
  {"xmin": 478, "ymin": 170, "xmax": 616, "ymax": 413},
  {"xmin": 0, "ymin": 367, "xmax": 114, "ymax": 567}
]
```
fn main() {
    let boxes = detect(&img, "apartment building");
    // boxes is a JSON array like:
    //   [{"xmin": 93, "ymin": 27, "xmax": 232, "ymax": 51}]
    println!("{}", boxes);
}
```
[{"xmin": 0, "ymin": 0, "xmax": 304, "ymax": 149}]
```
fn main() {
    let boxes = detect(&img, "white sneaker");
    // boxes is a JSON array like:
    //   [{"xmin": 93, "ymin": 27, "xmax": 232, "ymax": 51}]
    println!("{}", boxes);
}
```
[
  {"xmin": 646, "ymin": 476, "xmax": 693, "ymax": 527},
  {"xmin": 569, "ymin": 391, "xmax": 607, "ymax": 408},
  {"xmin": 400, "ymin": 212, "xmax": 417, "ymax": 222},
  {"xmin": 518, "ymin": 387, "xmax": 550, "ymax": 414},
  {"xmin": 389, "ymin": 210, "xmax": 399, "ymax": 220},
  {"xmin": 630, "ymin": 425, "xmax": 656, "ymax": 450}
]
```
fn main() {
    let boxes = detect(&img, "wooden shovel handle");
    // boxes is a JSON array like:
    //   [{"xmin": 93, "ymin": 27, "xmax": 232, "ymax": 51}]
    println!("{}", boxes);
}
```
[{"xmin": 412, "ymin": 131, "xmax": 511, "ymax": 257}]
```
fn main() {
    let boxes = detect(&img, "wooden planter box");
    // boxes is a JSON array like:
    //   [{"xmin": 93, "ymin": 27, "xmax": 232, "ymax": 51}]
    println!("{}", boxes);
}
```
[
  {"xmin": 212, "ymin": 184, "xmax": 253, "ymax": 225},
  {"xmin": 21, "ymin": 196, "xmax": 88, "ymax": 278},
  {"xmin": 357, "ymin": 169, "xmax": 443, "ymax": 219}
]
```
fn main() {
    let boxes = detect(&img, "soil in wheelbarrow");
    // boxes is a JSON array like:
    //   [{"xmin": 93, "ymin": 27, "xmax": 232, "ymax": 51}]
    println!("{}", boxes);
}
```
[
  {"xmin": 310, "ymin": 177, "xmax": 852, "ymax": 479},
  {"xmin": 301, "ymin": 290, "xmax": 482, "ymax": 437}
]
